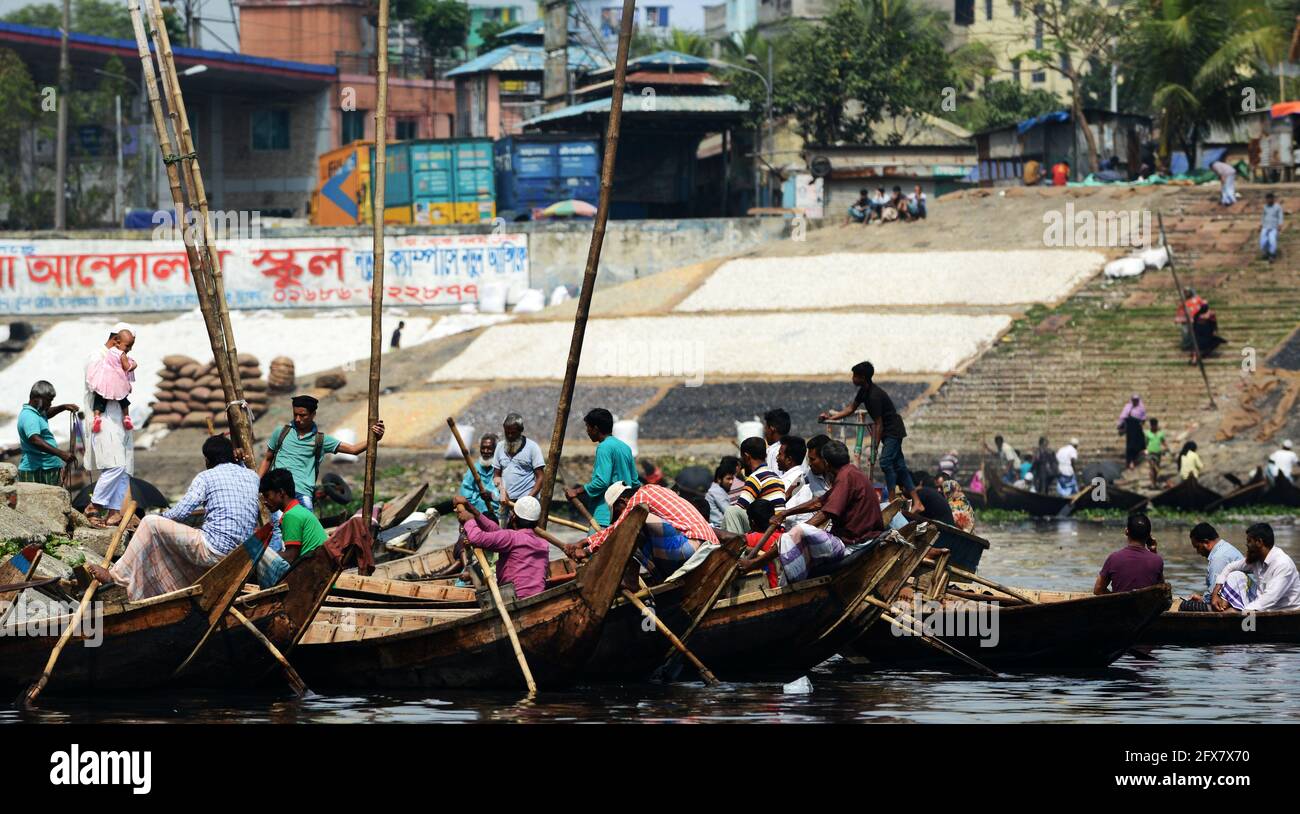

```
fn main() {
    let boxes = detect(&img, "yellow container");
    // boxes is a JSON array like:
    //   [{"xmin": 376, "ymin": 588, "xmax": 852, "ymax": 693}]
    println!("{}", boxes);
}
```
[{"xmin": 455, "ymin": 201, "xmax": 496, "ymax": 224}]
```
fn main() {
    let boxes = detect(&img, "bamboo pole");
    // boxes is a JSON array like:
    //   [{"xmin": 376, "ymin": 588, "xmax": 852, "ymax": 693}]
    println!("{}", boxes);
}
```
[
  {"xmin": 228, "ymin": 606, "xmax": 310, "ymax": 696},
  {"xmin": 23, "ymin": 499, "xmax": 136, "ymax": 705},
  {"xmin": 1157, "ymin": 211, "xmax": 1217, "ymax": 410},
  {"xmin": 361, "ymin": 0, "xmax": 391, "ymax": 524},
  {"xmin": 620, "ymin": 587, "xmax": 719, "ymax": 686},
  {"xmin": 866, "ymin": 597, "xmax": 999, "ymax": 677},
  {"xmin": 536, "ymin": 0, "xmax": 639, "ymax": 527},
  {"xmin": 447, "ymin": 418, "xmax": 537, "ymax": 696},
  {"xmin": 127, "ymin": 0, "xmax": 254, "ymax": 464}
]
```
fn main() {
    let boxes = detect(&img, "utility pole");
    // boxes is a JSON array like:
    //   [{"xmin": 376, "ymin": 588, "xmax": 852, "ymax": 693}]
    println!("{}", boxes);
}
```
[{"xmin": 55, "ymin": 0, "xmax": 70, "ymax": 229}]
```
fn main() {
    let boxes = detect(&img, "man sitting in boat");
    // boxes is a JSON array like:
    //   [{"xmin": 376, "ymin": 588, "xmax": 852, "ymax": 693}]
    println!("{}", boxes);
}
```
[
  {"xmin": 745, "ymin": 440, "xmax": 884, "ymax": 584},
  {"xmin": 1210, "ymin": 522, "xmax": 1300, "ymax": 612},
  {"xmin": 1094, "ymin": 513, "xmax": 1164, "ymax": 595},
  {"xmin": 452, "ymin": 494, "xmax": 550, "ymax": 600},
  {"xmin": 1179, "ymin": 522, "xmax": 1253, "ymax": 611},
  {"xmin": 563, "ymin": 481, "xmax": 719, "ymax": 580},
  {"xmin": 90, "ymin": 435, "xmax": 259, "ymax": 601}
]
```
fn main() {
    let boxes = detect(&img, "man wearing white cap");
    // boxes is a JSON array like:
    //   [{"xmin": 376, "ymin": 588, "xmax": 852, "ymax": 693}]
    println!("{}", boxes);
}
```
[
  {"xmin": 452, "ymin": 492, "xmax": 550, "ymax": 599},
  {"xmin": 1269, "ymin": 440, "xmax": 1298, "ymax": 482},
  {"xmin": 1054, "ymin": 437, "xmax": 1080, "ymax": 497},
  {"xmin": 563, "ymin": 480, "xmax": 717, "ymax": 579},
  {"xmin": 83, "ymin": 323, "xmax": 136, "ymax": 528}
]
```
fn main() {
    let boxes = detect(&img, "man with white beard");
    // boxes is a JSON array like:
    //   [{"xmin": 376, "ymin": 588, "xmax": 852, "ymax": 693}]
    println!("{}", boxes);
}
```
[{"xmin": 492, "ymin": 413, "xmax": 546, "ymax": 517}]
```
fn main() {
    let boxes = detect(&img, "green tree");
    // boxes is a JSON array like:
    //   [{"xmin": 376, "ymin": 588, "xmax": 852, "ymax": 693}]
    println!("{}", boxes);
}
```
[
  {"xmin": 0, "ymin": 47, "xmax": 44, "ymax": 228},
  {"xmin": 3, "ymin": 0, "xmax": 187, "ymax": 44},
  {"xmin": 630, "ymin": 27, "xmax": 710, "ymax": 57},
  {"xmin": 475, "ymin": 18, "xmax": 514, "ymax": 53},
  {"xmin": 1022, "ymin": 0, "xmax": 1134, "ymax": 174},
  {"xmin": 944, "ymin": 79, "xmax": 1062, "ymax": 132},
  {"xmin": 413, "ymin": 0, "xmax": 471, "ymax": 58},
  {"xmin": 1121, "ymin": 0, "xmax": 1289, "ymax": 162}
]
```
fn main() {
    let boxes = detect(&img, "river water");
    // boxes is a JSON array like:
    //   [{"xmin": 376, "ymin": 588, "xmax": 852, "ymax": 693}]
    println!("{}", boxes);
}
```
[{"xmin": 4, "ymin": 521, "xmax": 1298, "ymax": 724}]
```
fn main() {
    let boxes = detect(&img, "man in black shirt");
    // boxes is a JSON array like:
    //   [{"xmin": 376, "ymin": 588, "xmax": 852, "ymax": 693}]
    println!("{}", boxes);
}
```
[
  {"xmin": 905, "ymin": 472, "xmax": 955, "ymax": 526},
  {"xmin": 390, "ymin": 320, "xmax": 405, "ymax": 349},
  {"xmin": 820, "ymin": 360, "xmax": 922, "ymax": 513}
]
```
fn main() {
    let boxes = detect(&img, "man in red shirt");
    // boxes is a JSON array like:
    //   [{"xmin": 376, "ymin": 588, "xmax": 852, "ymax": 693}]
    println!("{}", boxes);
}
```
[{"xmin": 741, "ymin": 440, "xmax": 883, "ymax": 584}]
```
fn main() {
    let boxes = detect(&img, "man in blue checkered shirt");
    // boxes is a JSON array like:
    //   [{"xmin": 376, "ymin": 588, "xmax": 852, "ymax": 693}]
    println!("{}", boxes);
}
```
[{"xmin": 91, "ymin": 435, "xmax": 260, "ymax": 601}]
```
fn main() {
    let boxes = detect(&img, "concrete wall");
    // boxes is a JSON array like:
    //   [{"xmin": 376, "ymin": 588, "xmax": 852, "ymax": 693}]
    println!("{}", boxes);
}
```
[{"xmin": 0, "ymin": 217, "xmax": 808, "ymax": 303}]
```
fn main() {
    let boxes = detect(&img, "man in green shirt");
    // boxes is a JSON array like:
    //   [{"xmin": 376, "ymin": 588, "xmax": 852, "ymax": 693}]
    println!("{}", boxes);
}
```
[
  {"xmin": 260, "ymin": 468, "xmax": 328, "ymax": 563},
  {"xmin": 17, "ymin": 381, "xmax": 80, "ymax": 484},
  {"xmin": 1144, "ymin": 417, "xmax": 1169, "ymax": 488},
  {"xmin": 257, "ymin": 394, "xmax": 385, "ymax": 509},
  {"xmin": 564, "ymin": 408, "xmax": 638, "ymax": 527}
]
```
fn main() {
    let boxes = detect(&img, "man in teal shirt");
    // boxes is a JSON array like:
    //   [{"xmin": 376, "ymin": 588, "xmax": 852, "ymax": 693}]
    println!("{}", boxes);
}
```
[
  {"xmin": 459, "ymin": 433, "xmax": 501, "ymax": 518},
  {"xmin": 564, "ymin": 408, "xmax": 638, "ymax": 526},
  {"xmin": 17, "ymin": 381, "xmax": 80, "ymax": 484}
]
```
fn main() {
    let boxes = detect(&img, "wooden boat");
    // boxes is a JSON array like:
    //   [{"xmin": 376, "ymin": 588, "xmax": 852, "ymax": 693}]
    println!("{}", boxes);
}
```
[
  {"xmin": 293, "ymin": 506, "xmax": 646, "ymax": 690},
  {"xmin": 0, "ymin": 544, "xmax": 43, "ymax": 620},
  {"xmin": 1258, "ymin": 474, "xmax": 1300, "ymax": 508},
  {"xmin": 583, "ymin": 531, "xmax": 747, "ymax": 681},
  {"xmin": 365, "ymin": 547, "xmax": 459, "ymax": 581},
  {"xmin": 1140, "ymin": 596, "xmax": 1300, "ymax": 645},
  {"xmin": 1205, "ymin": 474, "xmax": 1268, "ymax": 512},
  {"xmin": 982, "ymin": 473, "xmax": 1070, "ymax": 516},
  {"xmin": 172, "ymin": 518, "xmax": 365, "ymax": 687},
  {"xmin": 1066, "ymin": 483, "xmax": 1149, "ymax": 515},
  {"xmin": 1149, "ymin": 476, "xmax": 1222, "ymax": 512},
  {"xmin": 327, "ymin": 572, "xmax": 478, "ymax": 607},
  {"xmin": 849, "ymin": 582, "xmax": 1171, "ymax": 671},
  {"xmin": 929, "ymin": 520, "xmax": 989, "ymax": 572},
  {"xmin": 673, "ymin": 523, "xmax": 935, "ymax": 682},
  {"xmin": 0, "ymin": 546, "xmax": 254, "ymax": 693}
]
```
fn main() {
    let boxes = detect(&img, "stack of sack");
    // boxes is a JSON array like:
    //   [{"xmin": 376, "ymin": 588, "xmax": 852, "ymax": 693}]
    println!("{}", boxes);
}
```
[
  {"xmin": 268, "ymin": 356, "xmax": 295, "ymax": 393},
  {"xmin": 147, "ymin": 354, "xmax": 273, "ymax": 429}
]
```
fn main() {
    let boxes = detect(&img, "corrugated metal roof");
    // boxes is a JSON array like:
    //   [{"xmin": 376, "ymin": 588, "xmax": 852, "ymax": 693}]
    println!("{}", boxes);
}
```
[
  {"xmin": 629, "ymin": 50, "xmax": 713, "ymax": 69},
  {"xmin": 446, "ymin": 43, "xmax": 609, "ymax": 77},
  {"xmin": 523, "ymin": 94, "xmax": 750, "ymax": 127}
]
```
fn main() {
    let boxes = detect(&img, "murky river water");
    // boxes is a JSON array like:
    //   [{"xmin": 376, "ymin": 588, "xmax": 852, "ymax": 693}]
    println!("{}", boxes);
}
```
[{"xmin": 4, "ymin": 521, "xmax": 1297, "ymax": 724}]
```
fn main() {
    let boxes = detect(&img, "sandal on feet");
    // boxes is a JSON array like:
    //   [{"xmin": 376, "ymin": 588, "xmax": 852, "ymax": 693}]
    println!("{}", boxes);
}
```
[
  {"xmin": 85, "ymin": 515, "xmax": 109, "ymax": 529},
  {"xmin": 92, "ymin": 416, "xmax": 102, "ymax": 433},
  {"xmin": 123, "ymin": 416, "xmax": 134, "ymax": 431}
]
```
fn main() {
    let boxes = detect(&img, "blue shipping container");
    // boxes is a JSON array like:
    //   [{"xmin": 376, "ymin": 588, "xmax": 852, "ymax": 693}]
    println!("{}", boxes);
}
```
[{"xmin": 494, "ymin": 136, "xmax": 601, "ymax": 217}]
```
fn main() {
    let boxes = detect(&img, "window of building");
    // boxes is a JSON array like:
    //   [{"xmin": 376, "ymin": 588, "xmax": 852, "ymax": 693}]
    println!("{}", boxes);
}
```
[
  {"xmin": 251, "ymin": 108, "xmax": 290, "ymax": 151},
  {"xmin": 1060, "ymin": 51, "xmax": 1070, "ymax": 73},
  {"xmin": 955, "ymin": 0, "xmax": 975, "ymax": 25},
  {"xmin": 645, "ymin": 6, "xmax": 670, "ymax": 27},
  {"xmin": 1031, "ymin": 70, "xmax": 1046, "ymax": 83},
  {"xmin": 1011, "ymin": 57, "xmax": 1021, "ymax": 84},
  {"xmin": 341, "ymin": 110, "xmax": 367, "ymax": 144},
  {"xmin": 1034, "ymin": 14, "xmax": 1044, "ymax": 49},
  {"xmin": 985, "ymin": 0, "xmax": 993, "ymax": 20},
  {"xmin": 394, "ymin": 118, "xmax": 418, "ymax": 140},
  {"xmin": 1013, "ymin": 0, "xmax": 1021, "ymax": 16}
]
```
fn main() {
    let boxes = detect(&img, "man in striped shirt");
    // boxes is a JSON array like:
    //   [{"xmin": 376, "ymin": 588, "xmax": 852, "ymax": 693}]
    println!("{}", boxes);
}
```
[
  {"xmin": 720, "ymin": 437, "xmax": 787, "ymax": 535},
  {"xmin": 563, "ymin": 481, "xmax": 717, "ymax": 580}
]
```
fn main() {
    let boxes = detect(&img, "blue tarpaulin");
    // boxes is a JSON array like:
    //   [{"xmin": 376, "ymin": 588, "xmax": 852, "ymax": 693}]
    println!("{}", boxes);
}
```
[{"xmin": 1016, "ymin": 110, "xmax": 1070, "ymax": 134}]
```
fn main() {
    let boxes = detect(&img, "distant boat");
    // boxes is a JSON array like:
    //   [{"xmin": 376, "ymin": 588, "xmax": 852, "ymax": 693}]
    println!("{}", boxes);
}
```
[
  {"xmin": 1149, "ymin": 476, "xmax": 1222, "ymax": 512},
  {"xmin": 1066, "ymin": 482, "xmax": 1149, "ymax": 515},
  {"xmin": 982, "ymin": 468, "xmax": 1071, "ymax": 516}
]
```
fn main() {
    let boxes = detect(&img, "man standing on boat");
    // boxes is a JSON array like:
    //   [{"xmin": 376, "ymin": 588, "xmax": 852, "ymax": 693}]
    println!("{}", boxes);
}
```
[
  {"xmin": 1180, "ymin": 523, "xmax": 1253, "ymax": 611},
  {"xmin": 452, "ymin": 494, "xmax": 550, "ymax": 600},
  {"xmin": 83, "ymin": 323, "xmax": 135, "ymax": 529},
  {"xmin": 820, "ymin": 361, "xmax": 922, "ymax": 514},
  {"xmin": 493, "ymin": 413, "xmax": 546, "ymax": 518},
  {"xmin": 1210, "ymin": 523, "xmax": 1300, "ymax": 612},
  {"xmin": 749, "ymin": 440, "xmax": 884, "ymax": 584},
  {"xmin": 564, "ymin": 408, "xmax": 639, "ymax": 527},
  {"xmin": 90, "ymin": 435, "xmax": 260, "ymax": 601}
]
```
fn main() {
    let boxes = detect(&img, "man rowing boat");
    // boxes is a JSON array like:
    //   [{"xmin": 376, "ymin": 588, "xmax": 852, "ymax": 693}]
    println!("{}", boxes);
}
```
[
  {"xmin": 563, "ymin": 481, "xmax": 718, "ymax": 580},
  {"xmin": 453, "ymin": 494, "xmax": 549, "ymax": 600}
]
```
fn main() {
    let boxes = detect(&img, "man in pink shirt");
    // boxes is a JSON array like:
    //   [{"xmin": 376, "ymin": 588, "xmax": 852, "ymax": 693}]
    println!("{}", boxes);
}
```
[{"xmin": 452, "ymin": 493, "xmax": 551, "ymax": 599}]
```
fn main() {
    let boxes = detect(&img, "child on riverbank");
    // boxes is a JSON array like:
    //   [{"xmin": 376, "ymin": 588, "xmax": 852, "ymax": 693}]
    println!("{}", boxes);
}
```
[{"xmin": 86, "ymin": 331, "xmax": 136, "ymax": 432}]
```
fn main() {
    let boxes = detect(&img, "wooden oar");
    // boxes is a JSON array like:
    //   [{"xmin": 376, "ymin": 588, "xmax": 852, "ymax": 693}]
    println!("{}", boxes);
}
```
[
  {"xmin": 863, "ymin": 595, "xmax": 999, "ymax": 677},
  {"xmin": 569, "ymin": 496, "xmax": 602, "ymax": 532},
  {"xmin": 548, "ymin": 514, "xmax": 593, "ymax": 533},
  {"xmin": 228, "ymin": 606, "xmax": 310, "ymax": 696},
  {"xmin": 620, "ymin": 587, "xmax": 719, "ymax": 686},
  {"xmin": 672, "ymin": 521, "xmax": 779, "ymax": 651},
  {"xmin": 447, "ymin": 417, "xmax": 537, "ymax": 696},
  {"xmin": 948, "ymin": 565, "xmax": 1039, "ymax": 606},
  {"xmin": 22, "ymin": 499, "xmax": 136, "ymax": 706}
]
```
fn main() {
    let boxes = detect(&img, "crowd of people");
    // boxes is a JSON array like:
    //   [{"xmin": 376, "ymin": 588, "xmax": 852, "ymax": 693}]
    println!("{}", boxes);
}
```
[
  {"xmin": 1095, "ymin": 514, "xmax": 1300, "ymax": 614},
  {"xmin": 847, "ymin": 185, "xmax": 928, "ymax": 225}
]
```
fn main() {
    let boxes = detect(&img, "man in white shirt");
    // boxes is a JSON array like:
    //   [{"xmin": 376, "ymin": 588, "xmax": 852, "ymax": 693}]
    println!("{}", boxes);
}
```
[
  {"xmin": 1054, "ymin": 438, "xmax": 1079, "ymax": 497},
  {"xmin": 777, "ymin": 436, "xmax": 813, "ymax": 528},
  {"xmin": 1211, "ymin": 522, "xmax": 1300, "ymax": 612},
  {"xmin": 763, "ymin": 408, "xmax": 790, "ymax": 474},
  {"xmin": 1268, "ymin": 439, "xmax": 1298, "ymax": 481}
]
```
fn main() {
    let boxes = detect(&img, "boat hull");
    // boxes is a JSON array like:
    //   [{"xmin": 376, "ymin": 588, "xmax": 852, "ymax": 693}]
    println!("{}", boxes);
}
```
[
  {"xmin": 1140, "ymin": 602, "xmax": 1300, "ymax": 645},
  {"xmin": 849, "ymin": 583, "xmax": 1172, "ymax": 671}
]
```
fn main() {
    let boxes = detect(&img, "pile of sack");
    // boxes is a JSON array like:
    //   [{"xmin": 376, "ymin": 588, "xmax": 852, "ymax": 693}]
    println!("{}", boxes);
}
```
[
  {"xmin": 1104, "ymin": 245, "xmax": 1170, "ymax": 279},
  {"xmin": 147, "ymin": 354, "xmax": 272, "ymax": 429},
  {"xmin": 267, "ymin": 356, "xmax": 295, "ymax": 393}
]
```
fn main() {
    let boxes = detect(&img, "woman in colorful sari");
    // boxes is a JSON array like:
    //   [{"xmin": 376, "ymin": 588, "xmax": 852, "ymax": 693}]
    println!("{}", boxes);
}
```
[{"xmin": 939, "ymin": 474, "xmax": 976, "ymax": 533}]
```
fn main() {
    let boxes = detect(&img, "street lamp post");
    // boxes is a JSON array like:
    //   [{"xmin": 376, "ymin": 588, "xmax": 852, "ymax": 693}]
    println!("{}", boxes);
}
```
[{"xmin": 708, "ymin": 55, "xmax": 773, "ymax": 211}]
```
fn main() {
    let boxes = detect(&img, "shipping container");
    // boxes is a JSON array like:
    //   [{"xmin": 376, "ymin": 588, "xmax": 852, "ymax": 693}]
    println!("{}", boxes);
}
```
[
  {"xmin": 494, "ymin": 134, "xmax": 601, "ymax": 219},
  {"xmin": 380, "ymin": 138, "xmax": 496, "ymax": 225},
  {"xmin": 310, "ymin": 138, "xmax": 496, "ymax": 226}
]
